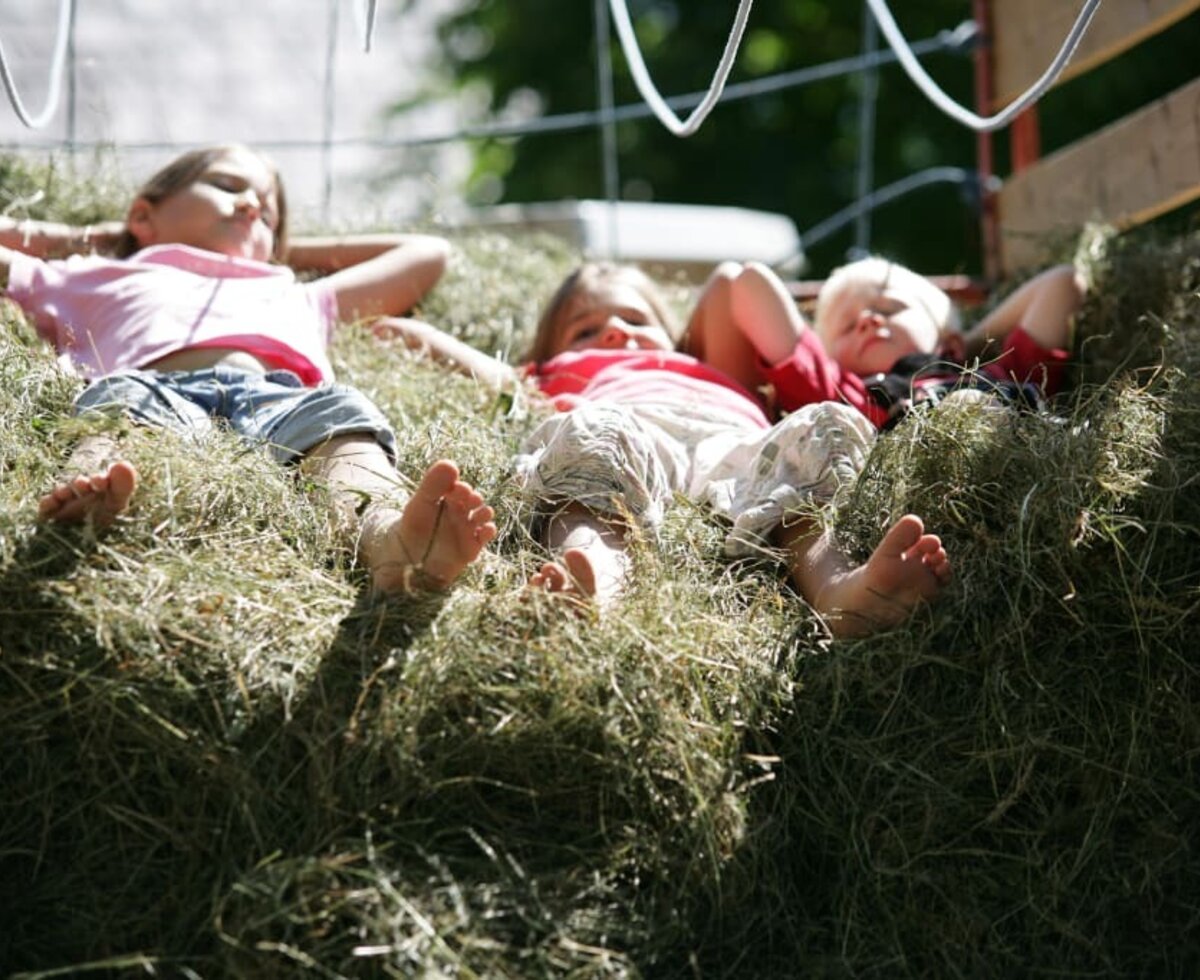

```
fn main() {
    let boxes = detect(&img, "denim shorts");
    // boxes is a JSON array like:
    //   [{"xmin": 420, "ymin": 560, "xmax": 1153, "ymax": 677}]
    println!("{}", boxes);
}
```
[{"xmin": 74, "ymin": 367, "xmax": 398, "ymax": 464}]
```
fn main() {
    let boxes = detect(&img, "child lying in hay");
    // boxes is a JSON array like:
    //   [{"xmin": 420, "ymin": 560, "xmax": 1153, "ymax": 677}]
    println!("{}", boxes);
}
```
[
  {"xmin": 684, "ymin": 258, "xmax": 1085, "ymax": 429},
  {"xmin": 377, "ymin": 261, "xmax": 951, "ymax": 637},
  {"xmin": 0, "ymin": 142, "xmax": 496, "ymax": 594}
]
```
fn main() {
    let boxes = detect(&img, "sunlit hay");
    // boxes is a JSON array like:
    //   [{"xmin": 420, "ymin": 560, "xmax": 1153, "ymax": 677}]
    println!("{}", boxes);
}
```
[
  {"xmin": 212, "ymin": 838, "xmax": 645, "ymax": 978},
  {"xmin": 704, "ymin": 247, "xmax": 1200, "ymax": 976},
  {"xmin": 1, "ymin": 434, "xmax": 352, "ymax": 969},
  {"xmin": 834, "ymin": 374, "xmax": 1168, "ymax": 648},
  {"xmin": 374, "ymin": 517, "xmax": 790, "ymax": 847},
  {"xmin": 0, "ymin": 301, "xmax": 81, "ymax": 465},
  {"xmin": 1073, "ymin": 223, "xmax": 1200, "ymax": 387},
  {"xmin": 0, "ymin": 151, "xmax": 128, "ymax": 232},
  {"xmin": 419, "ymin": 228, "xmax": 580, "ymax": 359}
]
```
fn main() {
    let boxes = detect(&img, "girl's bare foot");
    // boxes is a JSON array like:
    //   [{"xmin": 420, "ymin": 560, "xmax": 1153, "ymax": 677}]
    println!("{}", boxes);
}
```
[
  {"xmin": 813, "ymin": 515, "xmax": 951, "ymax": 638},
  {"xmin": 37, "ymin": 461, "xmax": 139, "ymax": 528},
  {"xmin": 363, "ymin": 460, "xmax": 497, "ymax": 594}
]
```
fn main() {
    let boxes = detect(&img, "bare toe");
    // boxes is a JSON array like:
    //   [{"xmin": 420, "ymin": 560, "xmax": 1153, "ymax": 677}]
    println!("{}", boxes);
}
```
[
  {"xmin": 529, "ymin": 561, "xmax": 571, "ymax": 593},
  {"xmin": 39, "ymin": 461, "xmax": 138, "ymax": 527},
  {"xmin": 561, "ymin": 549, "xmax": 598, "ymax": 599},
  {"xmin": 418, "ymin": 459, "xmax": 461, "ymax": 498},
  {"xmin": 368, "ymin": 461, "xmax": 496, "ymax": 595},
  {"xmin": 883, "ymin": 513, "xmax": 925, "ymax": 555}
]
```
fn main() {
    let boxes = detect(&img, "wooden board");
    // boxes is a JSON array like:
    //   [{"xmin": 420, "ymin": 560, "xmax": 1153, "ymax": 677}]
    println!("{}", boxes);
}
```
[
  {"xmin": 992, "ymin": 0, "xmax": 1200, "ymax": 108},
  {"xmin": 997, "ymin": 76, "xmax": 1200, "ymax": 270}
]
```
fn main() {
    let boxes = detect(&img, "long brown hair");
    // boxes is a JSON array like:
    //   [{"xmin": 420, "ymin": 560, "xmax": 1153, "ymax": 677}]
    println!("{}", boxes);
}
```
[
  {"xmin": 113, "ymin": 144, "xmax": 289, "ymax": 261},
  {"xmin": 525, "ymin": 261, "xmax": 680, "ymax": 364}
]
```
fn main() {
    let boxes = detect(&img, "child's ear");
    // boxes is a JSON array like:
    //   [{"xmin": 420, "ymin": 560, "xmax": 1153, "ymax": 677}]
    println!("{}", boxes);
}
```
[{"xmin": 125, "ymin": 197, "xmax": 157, "ymax": 248}]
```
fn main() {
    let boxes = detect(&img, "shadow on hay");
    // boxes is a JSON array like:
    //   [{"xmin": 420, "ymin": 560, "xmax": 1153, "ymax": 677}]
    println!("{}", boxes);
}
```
[
  {"xmin": 0, "ymin": 550, "xmax": 452, "ymax": 975},
  {"xmin": 0, "ymin": 526, "xmax": 211, "ymax": 971},
  {"xmin": 682, "ymin": 359, "xmax": 1200, "ymax": 978}
]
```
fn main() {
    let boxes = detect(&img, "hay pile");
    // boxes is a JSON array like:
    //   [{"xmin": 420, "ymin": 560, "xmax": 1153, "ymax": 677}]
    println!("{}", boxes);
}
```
[{"xmin": 2, "ymin": 161, "xmax": 1198, "ymax": 978}]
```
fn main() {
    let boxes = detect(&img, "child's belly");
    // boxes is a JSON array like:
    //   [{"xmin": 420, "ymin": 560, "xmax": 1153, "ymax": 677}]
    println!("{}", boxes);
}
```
[{"xmin": 142, "ymin": 347, "xmax": 272, "ymax": 374}]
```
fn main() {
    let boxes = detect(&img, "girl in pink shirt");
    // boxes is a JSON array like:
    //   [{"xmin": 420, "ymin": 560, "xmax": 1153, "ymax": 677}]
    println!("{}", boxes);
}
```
[
  {"xmin": 0, "ymin": 143, "xmax": 495, "ymax": 595},
  {"xmin": 383, "ymin": 262, "xmax": 951, "ymax": 638}
]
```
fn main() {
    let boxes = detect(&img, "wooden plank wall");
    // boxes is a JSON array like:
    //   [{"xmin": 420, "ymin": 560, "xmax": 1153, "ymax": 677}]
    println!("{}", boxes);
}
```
[
  {"xmin": 992, "ymin": 0, "xmax": 1200, "ymax": 108},
  {"xmin": 990, "ymin": 0, "xmax": 1200, "ymax": 271},
  {"xmin": 999, "ymin": 76, "xmax": 1200, "ymax": 270}
]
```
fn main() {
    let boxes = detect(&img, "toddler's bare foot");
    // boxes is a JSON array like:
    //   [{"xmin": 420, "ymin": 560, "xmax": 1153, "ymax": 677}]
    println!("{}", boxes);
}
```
[
  {"xmin": 528, "ymin": 548, "xmax": 600, "ymax": 610},
  {"xmin": 814, "ymin": 514, "xmax": 951, "ymax": 638},
  {"xmin": 364, "ymin": 460, "xmax": 496, "ymax": 594},
  {"xmin": 529, "ymin": 545, "xmax": 631, "ymax": 612},
  {"xmin": 37, "ymin": 461, "xmax": 139, "ymax": 528}
]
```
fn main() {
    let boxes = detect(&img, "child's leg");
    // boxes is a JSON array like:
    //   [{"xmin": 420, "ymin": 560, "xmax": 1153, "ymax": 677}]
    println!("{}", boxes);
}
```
[
  {"xmin": 528, "ymin": 502, "xmax": 631, "ymax": 609},
  {"xmin": 777, "ymin": 513, "xmax": 951, "ymax": 638},
  {"xmin": 302, "ymin": 435, "xmax": 496, "ymax": 594},
  {"xmin": 38, "ymin": 433, "xmax": 139, "ymax": 528},
  {"xmin": 38, "ymin": 370, "xmax": 217, "ymax": 528}
]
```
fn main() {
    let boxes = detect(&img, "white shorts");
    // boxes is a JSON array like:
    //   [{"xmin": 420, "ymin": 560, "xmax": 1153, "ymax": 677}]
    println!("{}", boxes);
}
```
[{"xmin": 513, "ymin": 399, "xmax": 874, "ymax": 556}]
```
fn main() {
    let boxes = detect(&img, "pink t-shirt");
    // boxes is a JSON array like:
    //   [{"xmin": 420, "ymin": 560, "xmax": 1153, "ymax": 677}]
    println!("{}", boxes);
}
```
[
  {"xmin": 6, "ymin": 244, "xmax": 340, "ymax": 384},
  {"xmin": 529, "ymin": 348, "xmax": 770, "ymax": 430}
]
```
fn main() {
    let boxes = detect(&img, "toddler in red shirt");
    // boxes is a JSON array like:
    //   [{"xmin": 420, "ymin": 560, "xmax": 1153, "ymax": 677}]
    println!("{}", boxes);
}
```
[{"xmin": 685, "ymin": 257, "xmax": 1084, "ymax": 430}]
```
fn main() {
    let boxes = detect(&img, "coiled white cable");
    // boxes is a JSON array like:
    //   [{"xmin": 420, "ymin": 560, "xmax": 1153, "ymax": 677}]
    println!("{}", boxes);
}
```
[
  {"xmin": 866, "ymin": 0, "xmax": 1102, "ymax": 132},
  {"xmin": 0, "ymin": 0, "xmax": 74, "ymax": 129},
  {"xmin": 607, "ymin": 0, "xmax": 755, "ymax": 137}
]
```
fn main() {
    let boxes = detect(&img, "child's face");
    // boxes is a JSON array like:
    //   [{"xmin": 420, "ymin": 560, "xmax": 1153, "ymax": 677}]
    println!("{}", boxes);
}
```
[
  {"xmin": 549, "ymin": 281, "xmax": 675, "ymax": 357},
  {"xmin": 823, "ymin": 282, "xmax": 944, "ymax": 376},
  {"xmin": 128, "ymin": 147, "xmax": 280, "ymax": 262}
]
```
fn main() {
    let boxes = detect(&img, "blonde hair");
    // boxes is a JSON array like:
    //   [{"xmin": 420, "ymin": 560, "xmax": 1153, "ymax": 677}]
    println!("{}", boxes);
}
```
[
  {"xmin": 114, "ymin": 143, "xmax": 289, "ymax": 261},
  {"xmin": 526, "ymin": 261, "xmax": 680, "ymax": 364},
  {"xmin": 814, "ymin": 256, "xmax": 958, "ymax": 350}
]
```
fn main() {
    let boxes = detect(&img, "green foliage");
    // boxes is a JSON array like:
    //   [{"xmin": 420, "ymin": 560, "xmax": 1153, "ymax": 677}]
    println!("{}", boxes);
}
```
[
  {"xmin": 413, "ymin": 2, "xmax": 1200, "ymax": 276},
  {"xmin": 420, "ymin": 0, "xmax": 979, "ymax": 274}
]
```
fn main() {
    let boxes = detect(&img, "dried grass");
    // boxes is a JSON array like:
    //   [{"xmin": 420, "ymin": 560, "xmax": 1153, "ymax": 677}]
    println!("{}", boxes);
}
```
[{"xmin": 2, "ymin": 163, "xmax": 1199, "ymax": 977}]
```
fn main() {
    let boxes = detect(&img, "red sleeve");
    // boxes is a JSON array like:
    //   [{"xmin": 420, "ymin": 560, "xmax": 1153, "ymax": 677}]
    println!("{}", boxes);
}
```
[
  {"xmin": 526, "ymin": 356, "xmax": 586, "ymax": 400},
  {"xmin": 983, "ymin": 325, "xmax": 1070, "ymax": 396},
  {"xmin": 763, "ymin": 331, "xmax": 887, "ymax": 427}
]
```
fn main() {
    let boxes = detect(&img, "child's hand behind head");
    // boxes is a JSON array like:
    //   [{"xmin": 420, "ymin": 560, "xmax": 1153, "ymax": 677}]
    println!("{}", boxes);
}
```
[{"xmin": 937, "ymin": 325, "xmax": 966, "ymax": 362}]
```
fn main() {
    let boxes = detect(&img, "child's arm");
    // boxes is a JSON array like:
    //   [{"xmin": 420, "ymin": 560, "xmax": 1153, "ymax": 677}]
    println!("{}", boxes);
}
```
[
  {"xmin": 286, "ymin": 232, "xmax": 451, "ymax": 322},
  {"xmin": 372, "ymin": 316, "xmax": 520, "ymax": 394},
  {"xmin": 684, "ymin": 260, "xmax": 811, "ymax": 395},
  {"xmin": 0, "ymin": 215, "xmax": 124, "ymax": 262},
  {"xmin": 962, "ymin": 264, "xmax": 1086, "ymax": 358},
  {"xmin": 727, "ymin": 261, "xmax": 812, "ymax": 363},
  {"xmin": 1, "ymin": 216, "xmax": 118, "ymax": 288}
]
